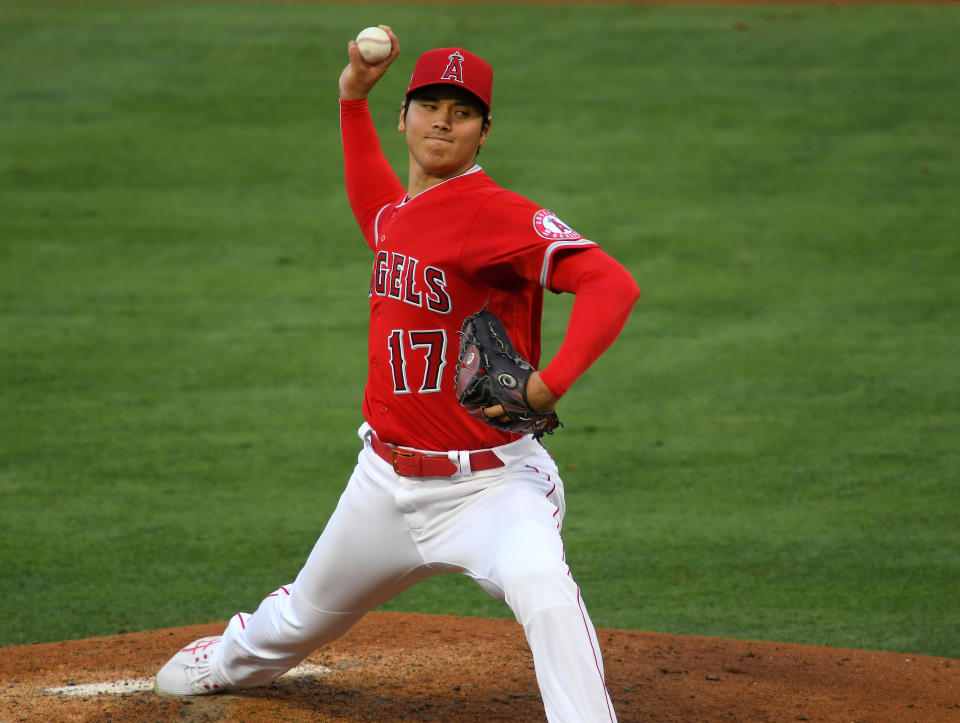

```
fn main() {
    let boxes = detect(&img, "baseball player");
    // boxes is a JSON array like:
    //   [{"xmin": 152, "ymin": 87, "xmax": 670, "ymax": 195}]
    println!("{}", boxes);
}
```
[{"xmin": 156, "ymin": 27, "xmax": 640, "ymax": 722}]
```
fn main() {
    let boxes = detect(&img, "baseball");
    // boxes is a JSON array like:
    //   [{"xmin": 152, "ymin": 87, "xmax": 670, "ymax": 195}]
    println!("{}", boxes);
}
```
[{"xmin": 355, "ymin": 26, "xmax": 391, "ymax": 63}]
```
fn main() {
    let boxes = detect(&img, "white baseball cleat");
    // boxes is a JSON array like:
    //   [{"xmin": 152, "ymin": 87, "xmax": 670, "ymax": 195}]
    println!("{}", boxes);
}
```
[{"xmin": 154, "ymin": 636, "xmax": 230, "ymax": 696}]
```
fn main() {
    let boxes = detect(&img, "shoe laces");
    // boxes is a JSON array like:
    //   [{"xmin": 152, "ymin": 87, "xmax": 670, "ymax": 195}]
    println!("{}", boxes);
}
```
[{"xmin": 180, "ymin": 637, "xmax": 225, "ymax": 692}]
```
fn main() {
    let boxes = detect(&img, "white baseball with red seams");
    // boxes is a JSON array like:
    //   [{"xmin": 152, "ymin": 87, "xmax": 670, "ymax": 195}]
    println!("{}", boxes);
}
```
[{"xmin": 355, "ymin": 26, "xmax": 391, "ymax": 63}]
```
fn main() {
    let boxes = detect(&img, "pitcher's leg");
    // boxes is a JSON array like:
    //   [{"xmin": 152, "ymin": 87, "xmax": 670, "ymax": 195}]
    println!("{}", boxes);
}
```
[
  {"xmin": 209, "ymin": 455, "xmax": 429, "ymax": 688},
  {"xmin": 494, "ymin": 519, "xmax": 616, "ymax": 722},
  {"xmin": 428, "ymin": 446, "xmax": 614, "ymax": 723},
  {"xmin": 524, "ymin": 600, "xmax": 617, "ymax": 722},
  {"xmin": 213, "ymin": 584, "xmax": 365, "ymax": 688}
]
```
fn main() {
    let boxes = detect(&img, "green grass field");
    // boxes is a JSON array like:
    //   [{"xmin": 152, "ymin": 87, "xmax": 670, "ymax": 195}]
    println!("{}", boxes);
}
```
[{"xmin": 2, "ymin": 1, "xmax": 958, "ymax": 658}]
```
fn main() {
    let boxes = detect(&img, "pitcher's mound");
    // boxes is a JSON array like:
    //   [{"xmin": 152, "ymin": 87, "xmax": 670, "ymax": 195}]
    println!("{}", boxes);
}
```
[{"xmin": 1, "ymin": 611, "xmax": 957, "ymax": 721}]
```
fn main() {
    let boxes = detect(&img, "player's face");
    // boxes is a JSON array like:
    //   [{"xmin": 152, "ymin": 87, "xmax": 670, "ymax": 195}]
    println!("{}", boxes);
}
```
[{"xmin": 399, "ymin": 88, "xmax": 490, "ymax": 184}]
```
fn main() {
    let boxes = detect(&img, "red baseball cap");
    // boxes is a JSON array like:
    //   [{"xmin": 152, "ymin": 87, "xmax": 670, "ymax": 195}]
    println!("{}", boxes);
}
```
[{"xmin": 406, "ymin": 47, "xmax": 493, "ymax": 112}]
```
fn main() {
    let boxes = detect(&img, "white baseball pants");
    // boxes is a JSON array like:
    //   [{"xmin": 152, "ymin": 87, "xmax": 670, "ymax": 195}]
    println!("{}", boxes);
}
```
[{"xmin": 209, "ymin": 424, "xmax": 617, "ymax": 722}]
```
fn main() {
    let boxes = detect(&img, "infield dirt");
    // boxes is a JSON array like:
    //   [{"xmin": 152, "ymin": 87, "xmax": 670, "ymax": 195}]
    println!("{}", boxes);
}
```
[{"xmin": 1, "ymin": 611, "xmax": 957, "ymax": 721}]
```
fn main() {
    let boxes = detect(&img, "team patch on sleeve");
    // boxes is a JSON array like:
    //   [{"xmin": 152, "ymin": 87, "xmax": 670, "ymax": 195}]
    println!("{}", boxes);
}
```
[{"xmin": 533, "ymin": 209, "xmax": 582, "ymax": 241}]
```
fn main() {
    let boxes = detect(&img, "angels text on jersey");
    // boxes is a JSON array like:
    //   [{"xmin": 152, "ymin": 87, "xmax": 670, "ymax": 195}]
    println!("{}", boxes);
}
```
[{"xmin": 370, "ymin": 250, "xmax": 452, "ymax": 314}]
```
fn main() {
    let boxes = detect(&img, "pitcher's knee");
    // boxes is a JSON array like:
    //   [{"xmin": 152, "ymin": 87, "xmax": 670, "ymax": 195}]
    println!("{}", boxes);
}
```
[{"xmin": 495, "ymin": 522, "xmax": 577, "ymax": 620}]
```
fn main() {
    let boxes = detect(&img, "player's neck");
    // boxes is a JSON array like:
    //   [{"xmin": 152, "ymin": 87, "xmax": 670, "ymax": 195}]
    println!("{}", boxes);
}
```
[{"xmin": 407, "ymin": 159, "xmax": 479, "ymax": 198}]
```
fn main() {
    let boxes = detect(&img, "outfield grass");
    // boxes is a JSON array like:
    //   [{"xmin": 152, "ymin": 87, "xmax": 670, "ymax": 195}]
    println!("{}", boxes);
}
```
[{"xmin": 1, "ymin": 1, "xmax": 958, "ymax": 657}]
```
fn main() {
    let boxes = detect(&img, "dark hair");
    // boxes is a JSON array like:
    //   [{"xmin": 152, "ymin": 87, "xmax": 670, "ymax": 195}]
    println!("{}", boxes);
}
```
[{"xmin": 404, "ymin": 85, "xmax": 490, "ymax": 129}]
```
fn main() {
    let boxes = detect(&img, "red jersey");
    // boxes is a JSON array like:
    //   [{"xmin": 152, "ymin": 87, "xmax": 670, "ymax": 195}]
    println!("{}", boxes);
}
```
[{"xmin": 341, "ymin": 99, "xmax": 595, "ymax": 451}]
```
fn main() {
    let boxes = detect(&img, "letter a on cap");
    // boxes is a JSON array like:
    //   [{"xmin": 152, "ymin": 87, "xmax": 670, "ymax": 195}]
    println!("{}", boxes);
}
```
[
  {"xmin": 441, "ymin": 51, "xmax": 465, "ymax": 83},
  {"xmin": 406, "ymin": 47, "xmax": 492, "ymax": 111}
]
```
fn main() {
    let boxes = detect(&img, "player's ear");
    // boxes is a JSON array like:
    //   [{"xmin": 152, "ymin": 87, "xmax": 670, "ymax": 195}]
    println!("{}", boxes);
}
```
[
  {"xmin": 398, "ymin": 99, "xmax": 407, "ymax": 131},
  {"xmin": 478, "ymin": 115, "xmax": 492, "ymax": 148}
]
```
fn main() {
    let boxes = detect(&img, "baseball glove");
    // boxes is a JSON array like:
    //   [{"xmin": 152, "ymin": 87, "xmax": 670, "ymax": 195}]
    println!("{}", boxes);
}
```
[{"xmin": 454, "ymin": 308, "xmax": 562, "ymax": 437}]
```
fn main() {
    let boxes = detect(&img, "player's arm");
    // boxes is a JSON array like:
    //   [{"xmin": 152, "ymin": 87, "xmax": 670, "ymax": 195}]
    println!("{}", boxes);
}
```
[
  {"xmin": 481, "ymin": 247, "xmax": 639, "ymax": 421},
  {"xmin": 339, "ymin": 26, "xmax": 405, "ymax": 247},
  {"xmin": 535, "ymin": 247, "xmax": 640, "ymax": 403}
]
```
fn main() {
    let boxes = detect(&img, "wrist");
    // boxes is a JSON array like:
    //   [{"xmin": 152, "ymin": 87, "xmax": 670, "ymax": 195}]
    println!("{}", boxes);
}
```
[
  {"xmin": 527, "ymin": 372, "xmax": 559, "ymax": 412},
  {"xmin": 535, "ymin": 368, "xmax": 564, "ymax": 403}
]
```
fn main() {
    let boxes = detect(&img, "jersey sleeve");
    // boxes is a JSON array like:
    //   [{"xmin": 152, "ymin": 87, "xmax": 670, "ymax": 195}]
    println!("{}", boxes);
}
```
[
  {"xmin": 459, "ymin": 190, "xmax": 639, "ymax": 399},
  {"xmin": 460, "ymin": 191, "xmax": 596, "ymax": 289},
  {"xmin": 538, "ymin": 246, "xmax": 641, "ymax": 399},
  {"xmin": 340, "ymin": 98, "xmax": 406, "ymax": 251}
]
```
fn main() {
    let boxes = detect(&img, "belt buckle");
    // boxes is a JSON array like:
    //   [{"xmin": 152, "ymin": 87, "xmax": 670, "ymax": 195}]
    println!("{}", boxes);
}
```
[{"xmin": 391, "ymin": 448, "xmax": 418, "ymax": 476}]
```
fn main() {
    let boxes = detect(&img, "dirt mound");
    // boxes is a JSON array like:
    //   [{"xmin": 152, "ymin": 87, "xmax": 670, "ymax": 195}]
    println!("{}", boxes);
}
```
[{"xmin": 1, "ymin": 611, "xmax": 957, "ymax": 721}]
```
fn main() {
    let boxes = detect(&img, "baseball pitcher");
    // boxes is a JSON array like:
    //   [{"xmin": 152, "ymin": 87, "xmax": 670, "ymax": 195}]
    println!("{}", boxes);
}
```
[{"xmin": 155, "ymin": 26, "xmax": 640, "ymax": 722}]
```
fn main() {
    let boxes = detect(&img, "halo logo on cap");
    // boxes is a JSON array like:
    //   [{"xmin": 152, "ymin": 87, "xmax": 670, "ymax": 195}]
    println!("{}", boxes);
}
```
[
  {"xmin": 406, "ymin": 47, "xmax": 493, "ymax": 112},
  {"xmin": 441, "ymin": 51, "xmax": 465, "ymax": 83}
]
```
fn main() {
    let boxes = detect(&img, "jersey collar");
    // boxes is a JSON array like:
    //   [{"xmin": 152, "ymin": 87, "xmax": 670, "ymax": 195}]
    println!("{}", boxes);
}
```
[{"xmin": 400, "ymin": 164, "xmax": 483, "ymax": 206}]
